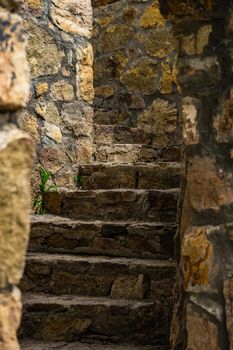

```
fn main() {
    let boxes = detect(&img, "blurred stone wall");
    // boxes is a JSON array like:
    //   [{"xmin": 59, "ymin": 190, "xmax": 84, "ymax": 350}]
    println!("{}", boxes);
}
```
[
  {"xmin": 92, "ymin": 0, "xmax": 181, "ymax": 163},
  {"xmin": 19, "ymin": 0, "xmax": 94, "ymax": 188},
  {"xmin": 159, "ymin": 1, "xmax": 233, "ymax": 349},
  {"xmin": 0, "ymin": 0, "xmax": 34, "ymax": 349}
]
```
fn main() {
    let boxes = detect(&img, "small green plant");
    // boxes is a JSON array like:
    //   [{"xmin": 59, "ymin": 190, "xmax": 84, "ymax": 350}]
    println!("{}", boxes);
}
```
[
  {"xmin": 74, "ymin": 174, "xmax": 85, "ymax": 188},
  {"xmin": 34, "ymin": 167, "xmax": 58, "ymax": 214}
]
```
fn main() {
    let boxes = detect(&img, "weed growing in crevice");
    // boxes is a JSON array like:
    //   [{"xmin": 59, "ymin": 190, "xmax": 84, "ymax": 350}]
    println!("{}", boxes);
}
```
[
  {"xmin": 74, "ymin": 174, "xmax": 85, "ymax": 188},
  {"xmin": 34, "ymin": 167, "xmax": 58, "ymax": 214}
]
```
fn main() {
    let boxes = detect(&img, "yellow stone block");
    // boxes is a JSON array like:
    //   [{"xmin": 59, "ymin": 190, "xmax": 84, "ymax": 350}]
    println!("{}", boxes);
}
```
[
  {"xmin": 140, "ymin": 1, "xmax": 165, "ymax": 29},
  {"xmin": 35, "ymin": 82, "xmax": 49, "ymax": 97}
]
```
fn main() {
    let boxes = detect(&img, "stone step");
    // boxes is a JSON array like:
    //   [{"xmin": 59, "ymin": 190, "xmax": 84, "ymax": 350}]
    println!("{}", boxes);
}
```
[
  {"xmin": 94, "ymin": 124, "xmax": 180, "ymax": 149},
  {"xmin": 94, "ymin": 143, "xmax": 180, "ymax": 163},
  {"xmin": 44, "ymin": 189, "xmax": 179, "ymax": 222},
  {"xmin": 21, "ymin": 253, "xmax": 176, "ymax": 300},
  {"xmin": 29, "ymin": 215, "xmax": 176, "ymax": 259},
  {"xmin": 20, "ymin": 293, "xmax": 173, "ymax": 346},
  {"xmin": 20, "ymin": 340, "xmax": 164, "ymax": 350},
  {"xmin": 76, "ymin": 162, "xmax": 180, "ymax": 190}
]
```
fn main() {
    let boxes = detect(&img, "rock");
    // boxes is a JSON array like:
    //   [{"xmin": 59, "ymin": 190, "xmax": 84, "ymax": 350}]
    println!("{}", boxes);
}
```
[
  {"xmin": 224, "ymin": 278, "xmax": 233, "ymax": 350},
  {"xmin": 186, "ymin": 303, "xmax": 219, "ymax": 350},
  {"xmin": 161, "ymin": 58, "xmax": 178, "ymax": 94},
  {"xmin": 120, "ymin": 57, "xmax": 161, "ymax": 95},
  {"xmin": 97, "ymin": 24, "xmax": 134, "ymax": 53},
  {"xmin": 95, "ymin": 85, "xmax": 114, "ymax": 98},
  {"xmin": 38, "ymin": 147, "xmax": 69, "ymax": 174},
  {"xmin": 182, "ymin": 97, "xmax": 199, "ymax": 144},
  {"xmin": 190, "ymin": 294, "xmax": 223, "ymax": 321},
  {"xmin": 61, "ymin": 102, "xmax": 93, "ymax": 125},
  {"xmin": 35, "ymin": 101, "xmax": 60, "ymax": 125},
  {"xmin": 50, "ymin": 81, "xmax": 74, "ymax": 102},
  {"xmin": 35, "ymin": 82, "xmax": 49, "ymax": 97},
  {"xmin": 144, "ymin": 27, "xmax": 177, "ymax": 58},
  {"xmin": 0, "ymin": 9, "xmax": 29, "ymax": 110},
  {"xmin": 186, "ymin": 156, "xmax": 233, "ymax": 211},
  {"xmin": 50, "ymin": 0, "xmax": 92, "ymax": 38},
  {"xmin": 0, "ymin": 288, "xmax": 22, "ymax": 350},
  {"xmin": 22, "ymin": 0, "xmax": 42, "ymax": 15},
  {"xmin": 43, "ymin": 122, "xmax": 63, "ymax": 144},
  {"xmin": 137, "ymin": 98, "xmax": 177, "ymax": 146},
  {"xmin": 76, "ymin": 44, "xmax": 94, "ymax": 103},
  {"xmin": 0, "ymin": 125, "xmax": 34, "ymax": 288},
  {"xmin": 0, "ymin": 0, "xmax": 22, "ymax": 10},
  {"xmin": 159, "ymin": 0, "xmax": 213, "ymax": 20},
  {"xmin": 18, "ymin": 111, "xmax": 40, "ymax": 142},
  {"xmin": 140, "ymin": 1, "xmax": 165, "ymax": 28},
  {"xmin": 76, "ymin": 139, "xmax": 93, "ymax": 164},
  {"xmin": 25, "ymin": 20, "xmax": 64, "ymax": 78},
  {"xmin": 181, "ymin": 226, "xmax": 215, "ymax": 292},
  {"xmin": 111, "ymin": 274, "xmax": 150, "ymax": 300},
  {"xmin": 92, "ymin": 0, "xmax": 118, "ymax": 6},
  {"xmin": 44, "ymin": 191, "xmax": 62, "ymax": 215},
  {"xmin": 181, "ymin": 25, "xmax": 212, "ymax": 55},
  {"xmin": 178, "ymin": 56, "xmax": 221, "ymax": 95},
  {"xmin": 213, "ymin": 90, "xmax": 233, "ymax": 143}
]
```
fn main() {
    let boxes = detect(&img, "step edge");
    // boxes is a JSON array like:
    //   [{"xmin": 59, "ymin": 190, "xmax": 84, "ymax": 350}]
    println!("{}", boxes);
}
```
[
  {"xmin": 22, "ymin": 292, "xmax": 157, "ymax": 307},
  {"xmin": 25, "ymin": 252, "xmax": 177, "ymax": 267}
]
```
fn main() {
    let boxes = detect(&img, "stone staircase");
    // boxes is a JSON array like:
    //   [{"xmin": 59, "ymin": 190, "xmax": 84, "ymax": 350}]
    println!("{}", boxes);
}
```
[{"xmin": 20, "ymin": 162, "xmax": 179, "ymax": 350}]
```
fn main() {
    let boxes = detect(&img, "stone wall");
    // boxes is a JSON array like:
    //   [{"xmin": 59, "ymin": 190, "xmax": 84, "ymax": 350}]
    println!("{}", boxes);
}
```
[
  {"xmin": 19, "ymin": 0, "xmax": 94, "ymax": 187},
  {"xmin": 0, "ymin": 0, "xmax": 34, "ymax": 349},
  {"xmin": 18, "ymin": 0, "xmax": 181, "ymax": 185},
  {"xmin": 92, "ymin": 0, "xmax": 181, "ymax": 163},
  {"xmin": 159, "ymin": 1, "xmax": 233, "ymax": 349}
]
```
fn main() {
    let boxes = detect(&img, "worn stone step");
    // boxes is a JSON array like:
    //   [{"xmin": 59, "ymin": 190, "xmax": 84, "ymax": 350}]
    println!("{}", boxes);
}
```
[
  {"xmin": 94, "ymin": 143, "xmax": 180, "ymax": 163},
  {"xmin": 29, "ymin": 215, "xmax": 176, "ymax": 259},
  {"xmin": 94, "ymin": 124, "xmax": 180, "ymax": 149},
  {"xmin": 44, "ymin": 189, "xmax": 179, "ymax": 222},
  {"xmin": 76, "ymin": 162, "xmax": 180, "ymax": 190},
  {"xmin": 21, "ymin": 340, "xmax": 164, "ymax": 350},
  {"xmin": 20, "ymin": 293, "xmax": 173, "ymax": 346},
  {"xmin": 21, "ymin": 253, "xmax": 176, "ymax": 300}
]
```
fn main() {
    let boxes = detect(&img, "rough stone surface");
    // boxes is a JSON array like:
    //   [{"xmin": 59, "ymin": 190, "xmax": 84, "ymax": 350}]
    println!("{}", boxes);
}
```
[
  {"xmin": 44, "ymin": 188, "xmax": 179, "ymax": 222},
  {"xmin": 21, "ymin": 253, "xmax": 175, "ymax": 299},
  {"xmin": 19, "ymin": 1, "xmax": 181, "ymax": 349},
  {"xmin": 137, "ymin": 99, "xmax": 178, "ymax": 146},
  {"xmin": 181, "ymin": 227, "xmax": 215, "ymax": 292},
  {"xmin": 77, "ymin": 163, "xmax": 180, "ymax": 190},
  {"xmin": 19, "ymin": 0, "xmax": 94, "ymax": 186},
  {"xmin": 76, "ymin": 44, "xmax": 94, "ymax": 103},
  {"xmin": 0, "ymin": 9, "xmax": 29, "ymax": 110},
  {"xmin": 0, "ymin": 3, "xmax": 32, "ymax": 350},
  {"xmin": 0, "ymin": 126, "xmax": 34, "ymax": 288},
  {"xmin": 186, "ymin": 156, "xmax": 233, "ymax": 212},
  {"xmin": 0, "ymin": 288, "xmax": 22, "ymax": 350},
  {"xmin": 21, "ymin": 341, "xmax": 159, "ymax": 350},
  {"xmin": 186, "ymin": 303, "xmax": 219, "ymax": 350},
  {"xmin": 224, "ymin": 278, "xmax": 233, "ymax": 350},
  {"xmin": 50, "ymin": 0, "xmax": 93, "ymax": 38},
  {"xmin": 21, "ymin": 293, "xmax": 172, "ymax": 345},
  {"xmin": 24, "ymin": 20, "xmax": 64, "ymax": 78},
  {"xmin": 28, "ymin": 215, "xmax": 176, "ymax": 260},
  {"xmin": 181, "ymin": 97, "xmax": 199, "ymax": 144},
  {"xmin": 161, "ymin": 1, "xmax": 233, "ymax": 349},
  {"xmin": 92, "ymin": 0, "xmax": 180, "ymax": 162}
]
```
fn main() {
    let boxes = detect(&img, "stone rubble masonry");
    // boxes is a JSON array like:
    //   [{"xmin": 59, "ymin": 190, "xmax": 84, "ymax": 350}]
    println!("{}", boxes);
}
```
[
  {"xmin": 92, "ymin": 0, "xmax": 181, "ymax": 163},
  {"xmin": 0, "ymin": 8, "xmax": 29, "ymax": 111},
  {"xmin": 17, "ymin": 0, "xmax": 182, "ymax": 187},
  {"xmin": 0, "ymin": 1, "xmax": 34, "ymax": 350},
  {"xmin": 159, "ymin": 0, "xmax": 233, "ymax": 349},
  {"xmin": 19, "ymin": 0, "xmax": 94, "ymax": 187}
]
